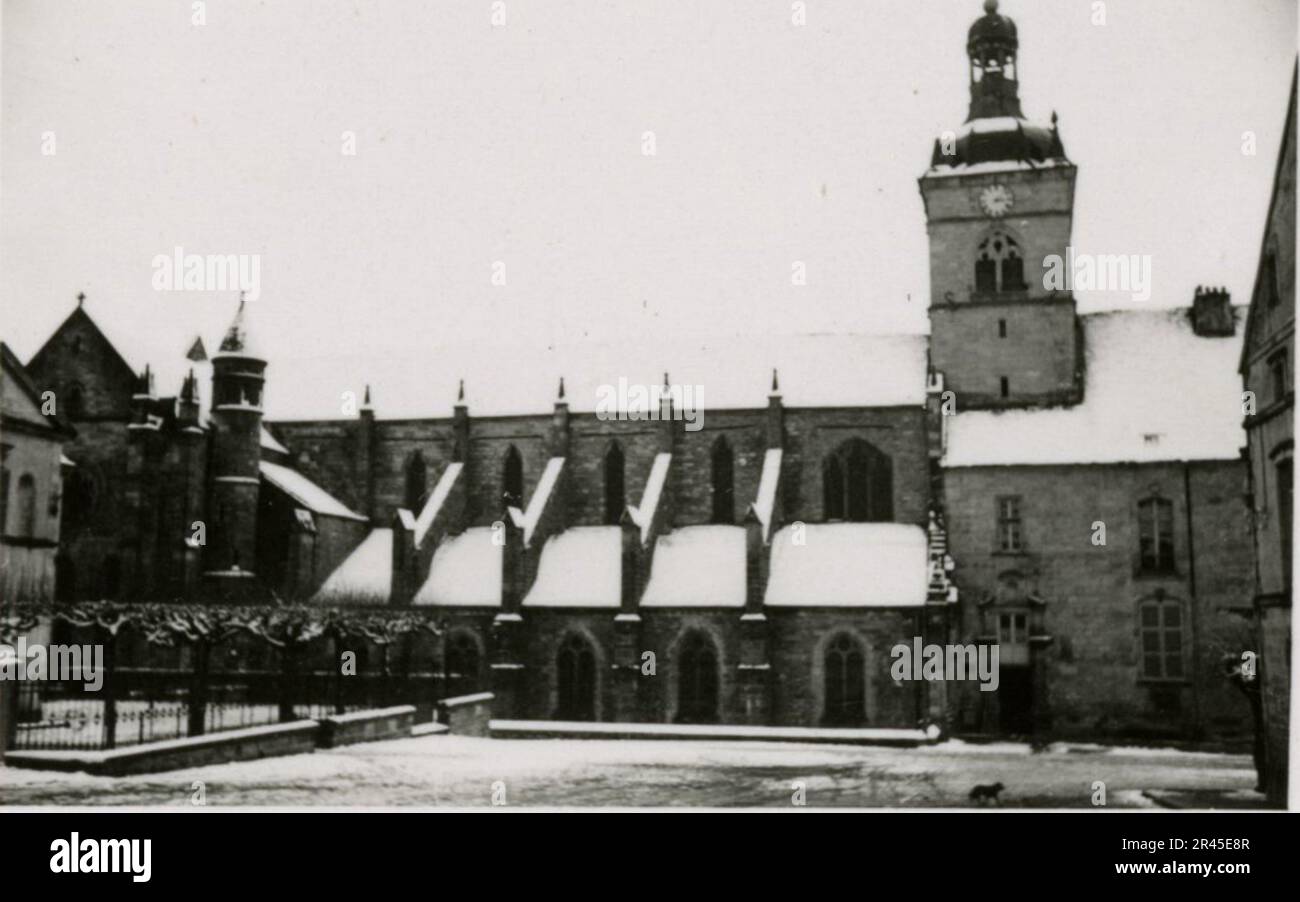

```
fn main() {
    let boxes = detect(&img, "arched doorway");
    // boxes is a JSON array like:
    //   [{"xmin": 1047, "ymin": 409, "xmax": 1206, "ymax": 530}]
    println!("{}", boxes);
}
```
[
  {"xmin": 676, "ymin": 632, "xmax": 720, "ymax": 723},
  {"xmin": 823, "ymin": 633, "xmax": 866, "ymax": 725},
  {"xmin": 555, "ymin": 634, "xmax": 597, "ymax": 721}
]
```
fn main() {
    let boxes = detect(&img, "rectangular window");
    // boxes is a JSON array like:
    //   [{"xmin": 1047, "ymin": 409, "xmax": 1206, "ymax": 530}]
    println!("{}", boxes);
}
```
[
  {"xmin": 1140, "ymin": 600, "xmax": 1185, "ymax": 680},
  {"xmin": 1138, "ymin": 497, "xmax": 1175, "ymax": 572},
  {"xmin": 998, "ymin": 612, "xmax": 1028, "ymax": 643},
  {"xmin": 998, "ymin": 319, "xmax": 1007, "ymax": 338},
  {"xmin": 999, "ymin": 376, "xmax": 1010, "ymax": 398},
  {"xmin": 997, "ymin": 496, "xmax": 1022, "ymax": 551},
  {"xmin": 1269, "ymin": 351, "xmax": 1287, "ymax": 403}
]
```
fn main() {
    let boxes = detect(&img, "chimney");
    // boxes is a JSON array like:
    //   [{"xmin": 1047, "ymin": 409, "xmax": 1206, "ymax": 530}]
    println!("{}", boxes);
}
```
[{"xmin": 1192, "ymin": 285, "xmax": 1235, "ymax": 337}]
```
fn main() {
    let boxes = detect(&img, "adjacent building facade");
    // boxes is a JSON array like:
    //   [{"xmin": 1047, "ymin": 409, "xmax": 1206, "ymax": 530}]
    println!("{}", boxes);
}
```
[
  {"xmin": 1, "ymin": 343, "xmax": 74, "ymax": 602},
  {"xmin": 1241, "ymin": 69, "xmax": 1296, "ymax": 808}
]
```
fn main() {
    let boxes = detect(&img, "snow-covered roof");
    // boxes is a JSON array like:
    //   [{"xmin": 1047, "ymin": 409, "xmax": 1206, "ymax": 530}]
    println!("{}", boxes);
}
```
[
  {"xmin": 944, "ymin": 308, "xmax": 1247, "ymax": 467},
  {"xmin": 261, "ymin": 333, "xmax": 929, "ymax": 420},
  {"xmin": 214, "ymin": 300, "xmax": 264, "ymax": 360},
  {"xmin": 925, "ymin": 157, "xmax": 1070, "ymax": 179},
  {"xmin": 259, "ymin": 460, "xmax": 367, "ymax": 521},
  {"xmin": 522, "ymin": 526, "xmax": 622, "ymax": 608},
  {"xmin": 413, "ymin": 461, "xmax": 463, "ymax": 546},
  {"xmin": 765, "ymin": 523, "xmax": 928, "ymax": 608},
  {"xmin": 640, "ymin": 525, "xmax": 746, "ymax": 608},
  {"xmin": 313, "ymin": 529, "xmax": 392, "ymax": 602},
  {"xmin": 413, "ymin": 527, "xmax": 502, "ymax": 607}
]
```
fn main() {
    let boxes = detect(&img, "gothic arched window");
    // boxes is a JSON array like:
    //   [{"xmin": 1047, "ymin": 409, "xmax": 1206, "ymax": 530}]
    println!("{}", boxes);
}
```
[
  {"xmin": 823, "ymin": 439, "xmax": 893, "ymax": 522},
  {"xmin": 823, "ymin": 633, "xmax": 866, "ymax": 726},
  {"xmin": 975, "ymin": 230, "xmax": 1026, "ymax": 293},
  {"xmin": 676, "ymin": 632, "xmax": 720, "ymax": 724},
  {"xmin": 711, "ymin": 437, "xmax": 735, "ymax": 524},
  {"xmin": 502, "ymin": 445, "xmax": 524, "ymax": 508},
  {"xmin": 404, "ymin": 451, "xmax": 427, "ymax": 512},
  {"xmin": 603, "ymin": 442, "xmax": 625, "ymax": 525},
  {"xmin": 555, "ymin": 633, "xmax": 598, "ymax": 721}
]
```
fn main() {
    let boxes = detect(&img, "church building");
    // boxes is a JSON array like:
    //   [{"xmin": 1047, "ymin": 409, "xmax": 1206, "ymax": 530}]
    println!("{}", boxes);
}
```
[{"xmin": 20, "ymin": 1, "xmax": 1274, "ymax": 742}]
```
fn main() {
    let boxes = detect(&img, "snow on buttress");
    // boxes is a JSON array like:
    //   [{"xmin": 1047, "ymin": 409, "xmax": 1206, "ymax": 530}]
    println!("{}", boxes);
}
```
[
  {"xmin": 630, "ymin": 453, "xmax": 671, "ymax": 541},
  {"xmin": 313, "ymin": 529, "xmax": 392, "ymax": 602},
  {"xmin": 752, "ymin": 448, "xmax": 783, "ymax": 538},
  {"xmin": 522, "ymin": 526, "xmax": 622, "ymax": 608},
  {"xmin": 260, "ymin": 426, "xmax": 289, "ymax": 455},
  {"xmin": 640, "ymin": 525, "xmax": 747, "ymax": 608},
  {"xmin": 259, "ymin": 461, "xmax": 366, "ymax": 521},
  {"xmin": 944, "ymin": 309, "xmax": 1246, "ymax": 467},
  {"xmin": 521, "ymin": 457, "xmax": 564, "ymax": 544},
  {"xmin": 413, "ymin": 461, "xmax": 463, "ymax": 546},
  {"xmin": 414, "ymin": 527, "xmax": 502, "ymax": 606},
  {"xmin": 765, "ymin": 523, "xmax": 928, "ymax": 607}
]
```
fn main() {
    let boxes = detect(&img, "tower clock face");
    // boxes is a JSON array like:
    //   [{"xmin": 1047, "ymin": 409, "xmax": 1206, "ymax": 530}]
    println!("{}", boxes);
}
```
[{"xmin": 979, "ymin": 184, "xmax": 1014, "ymax": 218}]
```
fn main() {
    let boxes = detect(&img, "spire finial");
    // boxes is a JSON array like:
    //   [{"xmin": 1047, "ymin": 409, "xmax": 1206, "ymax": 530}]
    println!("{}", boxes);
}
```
[
  {"xmin": 771, "ymin": 368, "xmax": 780, "ymax": 394},
  {"xmin": 662, "ymin": 371, "xmax": 669, "ymax": 388},
  {"xmin": 363, "ymin": 384, "xmax": 372, "ymax": 406},
  {"xmin": 457, "ymin": 379, "xmax": 465, "ymax": 403},
  {"xmin": 557, "ymin": 377, "xmax": 566, "ymax": 401}
]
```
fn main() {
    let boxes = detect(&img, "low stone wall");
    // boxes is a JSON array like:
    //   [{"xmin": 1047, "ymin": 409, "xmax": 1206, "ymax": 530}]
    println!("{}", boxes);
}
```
[
  {"xmin": 437, "ymin": 692, "xmax": 494, "ymax": 736},
  {"xmin": 318, "ymin": 705, "xmax": 416, "ymax": 749},
  {"xmin": 5, "ymin": 720, "xmax": 321, "ymax": 776}
]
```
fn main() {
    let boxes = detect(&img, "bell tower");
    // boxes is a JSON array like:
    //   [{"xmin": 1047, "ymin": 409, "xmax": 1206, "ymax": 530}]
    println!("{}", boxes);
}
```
[{"xmin": 921, "ymin": 0, "xmax": 1081, "ymax": 410}]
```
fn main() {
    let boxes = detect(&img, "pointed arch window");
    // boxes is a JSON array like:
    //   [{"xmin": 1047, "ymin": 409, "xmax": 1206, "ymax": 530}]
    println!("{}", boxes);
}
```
[
  {"xmin": 502, "ymin": 446, "xmax": 523, "ymax": 508},
  {"xmin": 555, "ymin": 634, "xmax": 597, "ymax": 721},
  {"xmin": 676, "ymin": 632, "xmax": 719, "ymax": 724},
  {"xmin": 823, "ymin": 633, "xmax": 866, "ymax": 726},
  {"xmin": 404, "ymin": 452, "xmax": 427, "ymax": 512},
  {"xmin": 603, "ymin": 443, "xmax": 625, "ymax": 525},
  {"xmin": 975, "ymin": 230, "xmax": 1026, "ymax": 293},
  {"xmin": 445, "ymin": 633, "xmax": 481, "ymax": 694},
  {"xmin": 711, "ymin": 437, "xmax": 735, "ymax": 524},
  {"xmin": 823, "ymin": 439, "xmax": 893, "ymax": 522}
]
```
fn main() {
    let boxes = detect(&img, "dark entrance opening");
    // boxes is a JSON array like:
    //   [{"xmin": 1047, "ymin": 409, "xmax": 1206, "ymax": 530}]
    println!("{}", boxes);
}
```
[
  {"xmin": 998, "ymin": 666, "xmax": 1034, "ymax": 734},
  {"xmin": 676, "ymin": 633, "xmax": 719, "ymax": 724},
  {"xmin": 555, "ymin": 634, "xmax": 597, "ymax": 721}
]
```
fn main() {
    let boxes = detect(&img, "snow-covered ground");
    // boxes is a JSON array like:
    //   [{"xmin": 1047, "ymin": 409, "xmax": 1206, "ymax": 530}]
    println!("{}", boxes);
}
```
[{"xmin": 0, "ymin": 734, "xmax": 1260, "ymax": 808}]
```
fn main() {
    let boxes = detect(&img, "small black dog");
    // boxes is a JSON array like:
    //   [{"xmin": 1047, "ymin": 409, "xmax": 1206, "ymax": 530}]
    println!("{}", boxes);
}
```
[{"xmin": 969, "ymin": 782, "xmax": 1005, "ymax": 804}]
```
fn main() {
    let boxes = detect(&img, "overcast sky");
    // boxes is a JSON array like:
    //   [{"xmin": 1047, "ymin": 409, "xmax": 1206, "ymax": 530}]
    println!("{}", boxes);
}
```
[{"xmin": 1, "ymin": 0, "xmax": 1295, "ymax": 417}]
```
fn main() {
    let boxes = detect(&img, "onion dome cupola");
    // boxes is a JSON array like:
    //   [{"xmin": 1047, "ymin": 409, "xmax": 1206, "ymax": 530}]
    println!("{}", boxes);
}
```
[{"xmin": 930, "ymin": 1, "xmax": 1068, "ymax": 170}]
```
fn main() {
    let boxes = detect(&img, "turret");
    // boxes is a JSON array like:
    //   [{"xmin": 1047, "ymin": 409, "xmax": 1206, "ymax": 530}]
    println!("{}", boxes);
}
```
[{"xmin": 204, "ymin": 298, "xmax": 266, "ymax": 594}]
